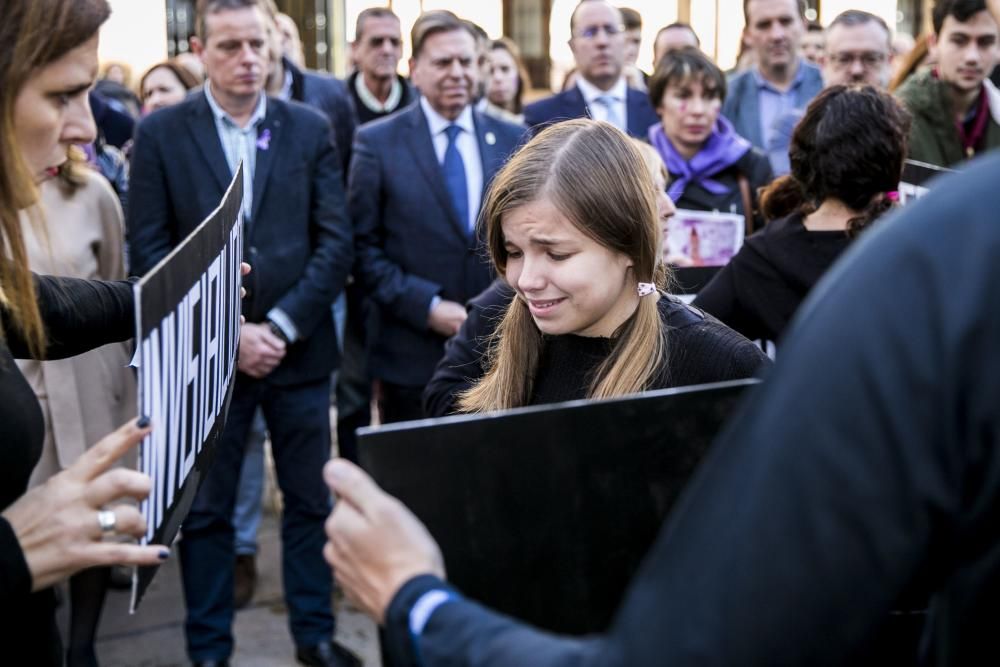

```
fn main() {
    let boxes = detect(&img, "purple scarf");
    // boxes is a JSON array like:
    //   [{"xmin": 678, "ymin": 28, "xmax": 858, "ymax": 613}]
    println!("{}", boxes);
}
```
[{"xmin": 649, "ymin": 115, "xmax": 752, "ymax": 203}]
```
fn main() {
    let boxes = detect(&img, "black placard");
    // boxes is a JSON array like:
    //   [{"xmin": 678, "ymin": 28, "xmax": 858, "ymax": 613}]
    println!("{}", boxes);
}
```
[
  {"xmin": 358, "ymin": 379, "xmax": 756, "ymax": 634},
  {"xmin": 130, "ymin": 167, "xmax": 244, "ymax": 610}
]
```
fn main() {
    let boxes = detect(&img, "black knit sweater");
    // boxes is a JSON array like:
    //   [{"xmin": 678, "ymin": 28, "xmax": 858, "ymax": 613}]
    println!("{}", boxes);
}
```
[{"xmin": 530, "ymin": 296, "xmax": 768, "ymax": 405}]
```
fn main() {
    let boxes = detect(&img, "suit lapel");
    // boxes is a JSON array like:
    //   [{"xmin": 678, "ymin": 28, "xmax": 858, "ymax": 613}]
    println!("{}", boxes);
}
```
[
  {"xmin": 405, "ymin": 105, "xmax": 466, "ymax": 237},
  {"xmin": 186, "ymin": 96, "xmax": 232, "ymax": 193},
  {"xmin": 742, "ymin": 77, "xmax": 764, "ymax": 148},
  {"xmin": 566, "ymin": 86, "xmax": 591, "ymax": 120},
  {"xmin": 473, "ymin": 112, "xmax": 502, "ymax": 196},
  {"xmin": 626, "ymin": 88, "xmax": 650, "ymax": 137},
  {"xmin": 250, "ymin": 103, "xmax": 282, "ymax": 223}
]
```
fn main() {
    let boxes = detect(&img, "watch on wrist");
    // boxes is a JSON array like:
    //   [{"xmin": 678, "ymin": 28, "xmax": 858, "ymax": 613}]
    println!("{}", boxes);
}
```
[{"xmin": 266, "ymin": 320, "xmax": 290, "ymax": 344}]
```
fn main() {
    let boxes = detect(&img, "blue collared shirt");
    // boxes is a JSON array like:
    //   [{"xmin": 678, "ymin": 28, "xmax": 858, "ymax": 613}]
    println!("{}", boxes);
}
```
[
  {"xmin": 203, "ymin": 84, "xmax": 267, "ymax": 225},
  {"xmin": 753, "ymin": 63, "xmax": 811, "ymax": 167},
  {"xmin": 204, "ymin": 85, "xmax": 300, "ymax": 343}
]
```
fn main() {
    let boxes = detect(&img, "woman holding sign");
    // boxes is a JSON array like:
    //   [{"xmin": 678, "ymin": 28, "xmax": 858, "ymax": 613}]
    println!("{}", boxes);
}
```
[
  {"xmin": 0, "ymin": 1, "xmax": 208, "ymax": 662},
  {"xmin": 647, "ymin": 48, "xmax": 773, "ymax": 235},
  {"xmin": 693, "ymin": 86, "xmax": 910, "ymax": 346}
]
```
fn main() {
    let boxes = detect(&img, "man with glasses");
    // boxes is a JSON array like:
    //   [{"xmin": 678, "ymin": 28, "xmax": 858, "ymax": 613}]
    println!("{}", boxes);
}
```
[
  {"xmin": 897, "ymin": 0, "xmax": 1000, "ymax": 168},
  {"xmin": 722, "ymin": 0, "xmax": 823, "ymax": 173},
  {"xmin": 821, "ymin": 11, "xmax": 893, "ymax": 88},
  {"xmin": 347, "ymin": 7, "xmax": 415, "ymax": 126},
  {"xmin": 769, "ymin": 10, "xmax": 894, "ymax": 174},
  {"xmin": 524, "ymin": 0, "xmax": 658, "ymax": 137}
]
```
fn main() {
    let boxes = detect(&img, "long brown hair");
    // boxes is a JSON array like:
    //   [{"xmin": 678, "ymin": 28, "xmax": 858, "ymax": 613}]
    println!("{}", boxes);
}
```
[
  {"xmin": 458, "ymin": 120, "xmax": 668, "ymax": 413},
  {"xmin": 0, "ymin": 0, "xmax": 110, "ymax": 357}
]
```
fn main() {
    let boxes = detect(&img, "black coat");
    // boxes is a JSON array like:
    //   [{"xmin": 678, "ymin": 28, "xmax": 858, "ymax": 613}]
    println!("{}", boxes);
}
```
[
  {"xmin": 349, "ymin": 103, "xmax": 524, "ymax": 387},
  {"xmin": 693, "ymin": 212, "xmax": 851, "ymax": 343},
  {"xmin": 127, "ymin": 92, "xmax": 352, "ymax": 385}
]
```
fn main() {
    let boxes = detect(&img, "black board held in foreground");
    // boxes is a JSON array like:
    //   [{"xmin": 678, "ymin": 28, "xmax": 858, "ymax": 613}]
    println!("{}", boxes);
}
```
[{"xmin": 358, "ymin": 379, "xmax": 757, "ymax": 635}]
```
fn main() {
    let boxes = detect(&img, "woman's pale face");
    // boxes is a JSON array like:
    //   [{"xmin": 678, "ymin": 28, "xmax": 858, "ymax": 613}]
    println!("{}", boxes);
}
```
[
  {"xmin": 13, "ymin": 35, "xmax": 99, "ymax": 183},
  {"xmin": 502, "ymin": 197, "xmax": 636, "ymax": 338},
  {"xmin": 656, "ymin": 76, "xmax": 722, "ymax": 155},
  {"xmin": 487, "ymin": 48, "xmax": 519, "ymax": 109},
  {"xmin": 653, "ymin": 168, "xmax": 676, "ymax": 225},
  {"xmin": 142, "ymin": 66, "xmax": 188, "ymax": 115}
]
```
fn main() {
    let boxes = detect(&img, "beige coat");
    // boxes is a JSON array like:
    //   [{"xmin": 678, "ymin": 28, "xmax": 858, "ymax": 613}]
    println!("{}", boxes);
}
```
[{"xmin": 18, "ymin": 169, "xmax": 136, "ymax": 485}]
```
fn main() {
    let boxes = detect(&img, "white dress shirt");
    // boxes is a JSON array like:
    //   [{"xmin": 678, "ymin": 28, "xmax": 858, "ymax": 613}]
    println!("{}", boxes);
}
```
[
  {"xmin": 576, "ymin": 76, "xmax": 628, "ymax": 132},
  {"xmin": 420, "ymin": 97, "xmax": 483, "ymax": 233}
]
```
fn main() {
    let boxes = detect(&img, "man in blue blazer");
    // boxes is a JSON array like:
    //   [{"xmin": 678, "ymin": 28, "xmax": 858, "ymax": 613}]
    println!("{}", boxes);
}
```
[
  {"xmin": 350, "ymin": 10, "xmax": 523, "ymax": 423},
  {"xmin": 127, "ymin": 1, "xmax": 356, "ymax": 665},
  {"xmin": 524, "ymin": 0, "xmax": 658, "ymax": 138},
  {"xmin": 722, "ymin": 0, "xmax": 823, "ymax": 172},
  {"xmin": 266, "ymin": 53, "xmax": 357, "ymax": 177}
]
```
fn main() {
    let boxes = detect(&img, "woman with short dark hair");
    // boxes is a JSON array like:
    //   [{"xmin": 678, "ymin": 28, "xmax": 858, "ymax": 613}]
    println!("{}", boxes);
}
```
[
  {"xmin": 648, "ymin": 48, "xmax": 773, "ymax": 231},
  {"xmin": 693, "ymin": 85, "xmax": 911, "ymax": 345}
]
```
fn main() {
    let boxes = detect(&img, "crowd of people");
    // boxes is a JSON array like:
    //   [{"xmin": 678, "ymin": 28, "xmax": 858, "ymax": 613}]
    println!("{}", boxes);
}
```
[{"xmin": 2, "ymin": 0, "xmax": 1000, "ymax": 666}]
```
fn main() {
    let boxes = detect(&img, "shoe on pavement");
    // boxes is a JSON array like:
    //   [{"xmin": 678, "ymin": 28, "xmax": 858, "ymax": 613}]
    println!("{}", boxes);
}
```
[
  {"xmin": 233, "ymin": 554, "xmax": 256, "ymax": 609},
  {"xmin": 295, "ymin": 640, "xmax": 362, "ymax": 667}
]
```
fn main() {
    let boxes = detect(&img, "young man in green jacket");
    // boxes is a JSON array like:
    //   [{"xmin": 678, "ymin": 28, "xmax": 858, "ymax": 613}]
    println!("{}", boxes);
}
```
[{"xmin": 896, "ymin": 0, "xmax": 1000, "ymax": 167}]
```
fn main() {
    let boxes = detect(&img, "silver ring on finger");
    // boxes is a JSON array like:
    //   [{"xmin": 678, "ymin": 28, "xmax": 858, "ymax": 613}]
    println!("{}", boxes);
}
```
[{"xmin": 97, "ymin": 509, "xmax": 117, "ymax": 534}]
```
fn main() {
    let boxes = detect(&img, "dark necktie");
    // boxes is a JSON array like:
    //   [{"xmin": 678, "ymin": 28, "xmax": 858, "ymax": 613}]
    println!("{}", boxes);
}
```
[{"xmin": 442, "ymin": 124, "xmax": 469, "ymax": 231}]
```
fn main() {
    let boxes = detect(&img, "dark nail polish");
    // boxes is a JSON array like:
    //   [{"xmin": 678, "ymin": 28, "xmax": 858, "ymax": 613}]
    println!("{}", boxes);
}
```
[
  {"xmin": 158, "ymin": 549, "xmax": 169, "ymax": 560},
  {"xmin": 137, "ymin": 416, "xmax": 151, "ymax": 429}
]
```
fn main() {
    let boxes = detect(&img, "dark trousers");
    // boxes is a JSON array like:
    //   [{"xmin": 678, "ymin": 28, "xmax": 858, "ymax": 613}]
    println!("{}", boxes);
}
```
[
  {"xmin": 379, "ymin": 380, "xmax": 426, "ymax": 424},
  {"xmin": 179, "ymin": 373, "xmax": 333, "ymax": 661}
]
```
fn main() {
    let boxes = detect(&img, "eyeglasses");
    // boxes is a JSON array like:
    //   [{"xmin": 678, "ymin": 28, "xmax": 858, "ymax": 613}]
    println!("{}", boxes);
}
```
[
  {"xmin": 576, "ymin": 23, "xmax": 624, "ymax": 40},
  {"xmin": 367, "ymin": 35, "xmax": 402, "ymax": 48},
  {"xmin": 828, "ymin": 51, "xmax": 887, "ymax": 69}
]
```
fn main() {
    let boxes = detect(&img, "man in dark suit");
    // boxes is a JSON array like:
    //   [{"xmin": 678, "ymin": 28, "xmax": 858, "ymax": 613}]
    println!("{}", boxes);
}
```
[
  {"xmin": 126, "ymin": 1, "xmax": 356, "ymax": 665},
  {"xmin": 350, "ymin": 10, "xmax": 523, "ymax": 423},
  {"xmin": 524, "ymin": 0, "xmax": 658, "ymax": 137},
  {"xmin": 219, "ymin": 5, "xmax": 359, "ymax": 612},
  {"xmin": 265, "ymin": 50, "xmax": 357, "ymax": 176},
  {"xmin": 346, "ymin": 7, "xmax": 416, "ymax": 126}
]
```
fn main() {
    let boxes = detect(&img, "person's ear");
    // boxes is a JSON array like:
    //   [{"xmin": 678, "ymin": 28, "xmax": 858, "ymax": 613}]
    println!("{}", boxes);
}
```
[
  {"xmin": 927, "ymin": 32, "xmax": 939, "ymax": 59},
  {"xmin": 191, "ymin": 36, "xmax": 205, "ymax": 59}
]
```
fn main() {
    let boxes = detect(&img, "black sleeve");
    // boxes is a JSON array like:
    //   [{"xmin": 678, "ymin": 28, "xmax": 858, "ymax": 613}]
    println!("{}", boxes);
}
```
[
  {"xmin": 692, "ymin": 247, "xmax": 769, "ymax": 341},
  {"xmin": 691, "ymin": 264, "xmax": 740, "ymax": 328},
  {"xmin": 1, "ymin": 275, "xmax": 133, "ymax": 360},
  {"xmin": 383, "ymin": 574, "xmax": 605, "ymax": 667},
  {"xmin": 126, "ymin": 117, "xmax": 175, "ymax": 276},
  {"xmin": 665, "ymin": 316, "xmax": 769, "ymax": 387},
  {"xmin": 0, "ymin": 517, "xmax": 32, "ymax": 605},
  {"xmin": 422, "ymin": 284, "xmax": 510, "ymax": 417},
  {"xmin": 269, "ymin": 115, "xmax": 353, "ymax": 339}
]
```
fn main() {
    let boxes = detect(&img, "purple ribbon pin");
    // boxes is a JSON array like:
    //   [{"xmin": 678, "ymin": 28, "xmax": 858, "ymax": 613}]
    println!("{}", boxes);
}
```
[{"xmin": 256, "ymin": 128, "xmax": 271, "ymax": 151}]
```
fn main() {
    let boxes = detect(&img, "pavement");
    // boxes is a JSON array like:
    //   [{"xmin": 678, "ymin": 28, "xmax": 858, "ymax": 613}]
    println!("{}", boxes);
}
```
[
  {"xmin": 67, "ymin": 508, "xmax": 381, "ymax": 667},
  {"xmin": 59, "ymin": 416, "xmax": 383, "ymax": 667}
]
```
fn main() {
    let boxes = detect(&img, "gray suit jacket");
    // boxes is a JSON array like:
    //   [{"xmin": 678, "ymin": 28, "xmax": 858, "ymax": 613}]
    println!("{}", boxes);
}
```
[{"xmin": 722, "ymin": 62, "xmax": 823, "ymax": 151}]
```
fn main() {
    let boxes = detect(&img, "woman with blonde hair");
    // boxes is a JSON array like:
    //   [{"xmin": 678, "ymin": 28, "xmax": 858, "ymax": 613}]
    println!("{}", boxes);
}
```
[
  {"xmin": 423, "ymin": 133, "xmax": 683, "ymax": 416},
  {"xmin": 452, "ymin": 119, "xmax": 765, "ymax": 413}
]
